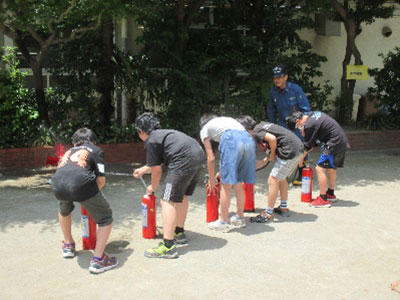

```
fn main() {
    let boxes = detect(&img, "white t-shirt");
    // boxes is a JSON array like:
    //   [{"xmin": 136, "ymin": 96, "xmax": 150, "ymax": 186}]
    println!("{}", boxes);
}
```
[{"xmin": 200, "ymin": 117, "xmax": 245, "ymax": 143}]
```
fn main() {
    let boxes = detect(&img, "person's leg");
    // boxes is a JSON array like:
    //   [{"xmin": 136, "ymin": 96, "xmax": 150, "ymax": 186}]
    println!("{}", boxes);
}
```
[
  {"xmin": 58, "ymin": 212, "xmax": 74, "ymax": 244},
  {"xmin": 327, "ymin": 169, "xmax": 337, "ymax": 190},
  {"xmin": 278, "ymin": 179, "xmax": 288, "ymax": 204},
  {"xmin": 93, "ymin": 224, "xmax": 112, "ymax": 258},
  {"xmin": 219, "ymin": 183, "xmax": 232, "ymax": 222},
  {"xmin": 176, "ymin": 195, "xmax": 188, "ymax": 228},
  {"xmin": 267, "ymin": 176, "xmax": 280, "ymax": 210},
  {"xmin": 233, "ymin": 183, "xmax": 245, "ymax": 218},
  {"xmin": 161, "ymin": 199, "xmax": 177, "ymax": 241},
  {"xmin": 82, "ymin": 193, "xmax": 118, "ymax": 273},
  {"xmin": 58, "ymin": 200, "xmax": 76, "ymax": 258},
  {"xmin": 316, "ymin": 165, "xmax": 327, "ymax": 196}
]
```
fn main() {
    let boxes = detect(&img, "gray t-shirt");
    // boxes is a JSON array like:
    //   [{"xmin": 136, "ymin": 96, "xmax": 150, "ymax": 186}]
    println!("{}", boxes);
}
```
[
  {"xmin": 200, "ymin": 117, "xmax": 245, "ymax": 143},
  {"xmin": 253, "ymin": 122, "xmax": 304, "ymax": 160}
]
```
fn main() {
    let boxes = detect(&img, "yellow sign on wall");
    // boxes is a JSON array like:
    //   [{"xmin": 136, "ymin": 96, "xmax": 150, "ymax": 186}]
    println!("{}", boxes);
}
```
[{"xmin": 346, "ymin": 65, "xmax": 368, "ymax": 80}]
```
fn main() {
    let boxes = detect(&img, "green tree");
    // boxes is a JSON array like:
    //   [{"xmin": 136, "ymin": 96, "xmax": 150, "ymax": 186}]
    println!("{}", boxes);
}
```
[
  {"xmin": 309, "ymin": 0, "xmax": 398, "ymax": 123},
  {"xmin": 0, "ymin": 0, "xmax": 104, "ymax": 127},
  {"xmin": 0, "ymin": 47, "xmax": 39, "ymax": 148}
]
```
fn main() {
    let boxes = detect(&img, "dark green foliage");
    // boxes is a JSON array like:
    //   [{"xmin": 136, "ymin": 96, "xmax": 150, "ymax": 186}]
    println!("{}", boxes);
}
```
[
  {"xmin": 366, "ymin": 47, "xmax": 400, "ymax": 130},
  {"xmin": 130, "ymin": 0, "xmax": 333, "ymax": 136},
  {"xmin": 0, "ymin": 47, "xmax": 41, "ymax": 149}
]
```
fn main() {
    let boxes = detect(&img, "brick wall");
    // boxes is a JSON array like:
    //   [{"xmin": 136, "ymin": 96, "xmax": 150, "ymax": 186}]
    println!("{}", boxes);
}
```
[
  {"xmin": 1, "ymin": 131, "xmax": 400, "ymax": 170},
  {"xmin": 346, "ymin": 130, "xmax": 400, "ymax": 150},
  {"xmin": 0, "ymin": 142, "xmax": 146, "ymax": 170}
]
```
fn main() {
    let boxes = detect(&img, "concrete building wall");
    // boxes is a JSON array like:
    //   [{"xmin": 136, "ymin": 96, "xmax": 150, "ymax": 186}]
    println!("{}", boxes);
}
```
[{"xmin": 299, "ymin": 14, "xmax": 400, "ymax": 100}]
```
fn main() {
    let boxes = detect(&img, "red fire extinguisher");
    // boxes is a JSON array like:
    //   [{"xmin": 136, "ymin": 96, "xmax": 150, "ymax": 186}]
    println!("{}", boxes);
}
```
[
  {"xmin": 243, "ymin": 183, "xmax": 255, "ymax": 212},
  {"xmin": 142, "ymin": 193, "xmax": 157, "ymax": 239},
  {"xmin": 301, "ymin": 166, "xmax": 313, "ymax": 203},
  {"xmin": 139, "ymin": 176, "xmax": 157, "ymax": 239},
  {"xmin": 81, "ymin": 205, "xmax": 97, "ymax": 250},
  {"xmin": 206, "ymin": 182, "xmax": 219, "ymax": 223}
]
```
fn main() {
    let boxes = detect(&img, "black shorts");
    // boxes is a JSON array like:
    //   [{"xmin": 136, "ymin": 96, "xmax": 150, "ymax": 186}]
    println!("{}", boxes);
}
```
[
  {"xmin": 317, "ymin": 151, "xmax": 346, "ymax": 169},
  {"xmin": 161, "ymin": 167, "xmax": 203, "ymax": 203}
]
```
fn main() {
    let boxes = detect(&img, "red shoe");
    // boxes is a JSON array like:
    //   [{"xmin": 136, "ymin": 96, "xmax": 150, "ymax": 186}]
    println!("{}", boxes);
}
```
[
  {"xmin": 309, "ymin": 196, "xmax": 331, "ymax": 208},
  {"xmin": 326, "ymin": 193, "xmax": 338, "ymax": 202}
]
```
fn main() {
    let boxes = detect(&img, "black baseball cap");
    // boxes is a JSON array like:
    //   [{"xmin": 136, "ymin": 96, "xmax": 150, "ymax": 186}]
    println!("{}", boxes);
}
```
[{"xmin": 272, "ymin": 64, "xmax": 286, "ymax": 77}]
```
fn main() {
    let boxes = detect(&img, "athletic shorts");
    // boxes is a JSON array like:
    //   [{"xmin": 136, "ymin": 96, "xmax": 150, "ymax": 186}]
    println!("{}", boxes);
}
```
[
  {"xmin": 318, "ymin": 151, "xmax": 346, "ymax": 169},
  {"xmin": 58, "ymin": 191, "xmax": 113, "ymax": 227},
  {"xmin": 270, "ymin": 155, "xmax": 301, "ymax": 181},
  {"xmin": 219, "ymin": 130, "xmax": 256, "ymax": 185},
  {"xmin": 161, "ymin": 166, "xmax": 203, "ymax": 203}
]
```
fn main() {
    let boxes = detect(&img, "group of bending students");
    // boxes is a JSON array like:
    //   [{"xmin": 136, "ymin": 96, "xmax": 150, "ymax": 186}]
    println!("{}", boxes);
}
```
[{"xmin": 50, "ymin": 65, "xmax": 349, "ymax": 274}]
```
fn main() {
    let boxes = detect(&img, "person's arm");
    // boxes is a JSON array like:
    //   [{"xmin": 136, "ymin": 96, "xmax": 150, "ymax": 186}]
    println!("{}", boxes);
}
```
[
  {"xmin": 203, "ymin": 138, "xmax": 217, "ymax": 194},
  {"xmin": 263, "ymin": 133, "xmax": 277, "ymax": 161},
  {"xmin": 133, "ymin": 165, "xmax": 152, "ymax": 178},
  {"xmin": 256, "ymin": 156, "xmax": 269, "ymax": 170},
  {"xmin": 267, "ymin": 92, "xmax": 276, "ymax": 123},
  {"xmin": 96, "ymin": 176, "xmax": 106, "ymax": 190},
  {"xmin": 147, "ymin": 165, "xmax": 162, "ymax": 194}
]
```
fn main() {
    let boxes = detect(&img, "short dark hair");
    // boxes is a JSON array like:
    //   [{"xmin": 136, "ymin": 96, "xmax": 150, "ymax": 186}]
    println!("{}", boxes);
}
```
[
  {"xmin": 236, "ymin": 115, "xmax": 256, "ymax": 131},
  {"xmin": 72, "ymin": 128, "xmax": 97, "ymax": 146},
  {"xmin": 199, "ymin": 113, "xmax": 217, "ymax": 129},
  {"xmin": 135, "ymin": 112, "xmax": 161, "ymax": 134},
  {"xmin": 286, "ymin": 111, "xmax": 304, "ymax": 130}
]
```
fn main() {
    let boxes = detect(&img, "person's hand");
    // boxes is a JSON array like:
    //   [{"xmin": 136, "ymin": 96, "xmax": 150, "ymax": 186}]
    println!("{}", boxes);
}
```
[
  {"xmin": 146, "ymin": 184, "xmax": 155, "ymax": 195},
  {"xmin": 215, "ymin": 172, "xmax": 221, "ymax": 182},
  {"xmin": 269, "ymin": 152, "xmax": 276, "ymax": 162},
  {"xmin": 207, "ymin": 179, "xmax": 218, "ymax": 196},
  {"xmin": 133, "ymin": 167, "xmax": 145, "ymax": 179}
]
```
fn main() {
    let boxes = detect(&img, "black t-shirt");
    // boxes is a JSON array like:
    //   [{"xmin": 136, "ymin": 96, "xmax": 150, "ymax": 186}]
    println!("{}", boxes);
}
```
[
  {"xmin": 253, "ymin": 122, "xmax": 304, "ymax": 159},
  {"xmin": 145, "ymin": 129, "xmax": 205, "ymax": 172},
  {"xmin": 51, "ymin": 143, "xmax": 105, "ymax": 202},
  {"xmin": 304, "ymin": 111, "xmax": 349, "ymax": 155}
]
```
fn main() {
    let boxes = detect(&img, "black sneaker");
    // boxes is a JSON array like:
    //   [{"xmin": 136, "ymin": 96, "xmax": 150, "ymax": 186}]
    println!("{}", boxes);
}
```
[
  {"xmin": 89, "ymin": 254, "xmax": 119, "ymax": 274},
  {"xmin": 274, "ymin": 206, "xmax": 290, "ymax": 217},
  {"xmin": 250, "ymin": 211, "xmax": 274, "ymax": 223},
  {"xmin": 174, "ymin": 232, "xmax": 188, "ymax": 245}
]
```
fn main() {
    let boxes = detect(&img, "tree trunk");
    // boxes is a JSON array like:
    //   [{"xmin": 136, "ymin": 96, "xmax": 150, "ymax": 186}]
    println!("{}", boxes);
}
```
[
  {"xmin": 338, "ymin": 17, "xmax": 363, "ymax": 124},
  {"xmin": 98, "ymin": 15, "xmax": 115, "ymax": 127},
  {"xmin": 31, "ymin": 64, "xmax": 51, "ymax": 127}
]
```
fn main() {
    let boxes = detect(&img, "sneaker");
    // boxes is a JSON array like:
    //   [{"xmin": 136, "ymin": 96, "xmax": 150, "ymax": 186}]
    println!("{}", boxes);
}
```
[
  {"xmin": 326, "ymin": 193, "xmax": 338, "ymax": 203},
  {"xmin": 144, "ymin": 242, "xmax": 178, "ymax": 259},
  {"xmin": 62, "ymin": 241, "xmax": 76, "ymax": 259},
  {"xmin": 89, "ymin": 254, "xmax": 118, "ymax": 274},
  {"xmin": 174, "ymin": 232, "xmax": 188, "ymax": 245},
  {"xmin": 274, "ymin": 206, "xmax": 290, "ymax": 217},
  {"xmin": 230, "ymin": 214, "xmax": 246, "ymax": 228},
  {"xmin": 250, "ymin": 211, "xmax": 274, "ymax": 223},
  {"xmin": 208, "ymin": 219, "xmax": 231, "ymax": 232},
  {"xmin": 309, "ymin": 196, "xmax": 331, "ymax": 208}
]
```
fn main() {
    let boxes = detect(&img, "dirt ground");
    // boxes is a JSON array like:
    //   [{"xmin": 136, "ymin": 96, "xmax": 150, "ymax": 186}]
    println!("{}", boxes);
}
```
[{"xmin": 0, "ymin": 149, "xmax": 400, "ymax": 300}]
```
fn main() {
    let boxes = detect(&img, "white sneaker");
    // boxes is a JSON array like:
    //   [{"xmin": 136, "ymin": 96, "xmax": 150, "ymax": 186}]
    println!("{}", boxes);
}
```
[
  {"xmin": 230, "ymin": 214, "xmax": 246, "ymax": 228},
  {"xmin": 208, "ymin": 219, "xmax": 231, "ymax": 232}
]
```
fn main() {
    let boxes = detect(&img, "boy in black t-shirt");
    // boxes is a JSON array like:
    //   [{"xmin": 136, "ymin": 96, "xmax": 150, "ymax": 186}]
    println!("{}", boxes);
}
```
[
  {"xmin": 286, "ymin": 111, "xmax": 349, "ymax": 208},
  {"xmin": 51, "ymin": 128, "xmax": 118, "ymax": 274},
  {"xmin": 133, "ymin": 113, "xmax": 205, "ymax": 259},
  {"xmin": 238, "ymin": 116, "xmax": 303, "ymax": 222}
]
